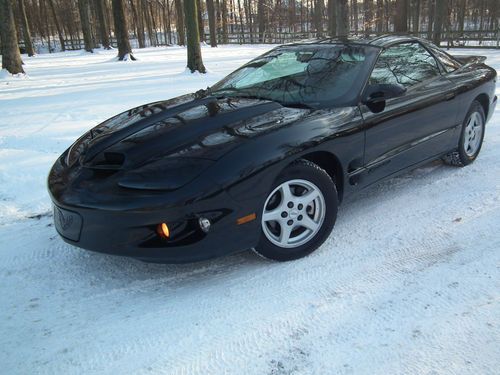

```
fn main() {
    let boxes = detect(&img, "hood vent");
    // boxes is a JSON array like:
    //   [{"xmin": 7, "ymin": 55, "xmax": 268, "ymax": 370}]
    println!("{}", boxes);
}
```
[{"xmin": 85, "ymin": 152, "xmax": 125, "ymax": 170}]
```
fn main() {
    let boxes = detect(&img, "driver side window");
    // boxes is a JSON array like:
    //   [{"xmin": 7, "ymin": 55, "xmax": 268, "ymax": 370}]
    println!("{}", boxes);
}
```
[{"xmin": 370, "ymin": 42, "xmax": 441, "ymax": 88}]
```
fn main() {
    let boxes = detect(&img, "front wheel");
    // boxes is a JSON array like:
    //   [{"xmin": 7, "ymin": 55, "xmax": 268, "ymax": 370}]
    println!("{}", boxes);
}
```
[
  {"xmin": 443, "ymin": 100, "xmax": 485, "ymax": 166},
  {"xmin": 254, "ymin": 159, "xmax": 338, "ymax": 261}
]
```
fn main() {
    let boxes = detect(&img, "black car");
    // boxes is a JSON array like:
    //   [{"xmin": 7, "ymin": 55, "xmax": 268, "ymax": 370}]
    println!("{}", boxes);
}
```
[{"xmin": 48, "ymin": 35, "xmax": 497, "ymax": 263}]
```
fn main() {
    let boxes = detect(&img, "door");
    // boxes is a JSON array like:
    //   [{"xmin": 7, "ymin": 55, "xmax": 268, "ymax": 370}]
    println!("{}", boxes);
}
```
[{"xmin": 357, "ymin": 42, "xmax": 460, "ymax": 187}]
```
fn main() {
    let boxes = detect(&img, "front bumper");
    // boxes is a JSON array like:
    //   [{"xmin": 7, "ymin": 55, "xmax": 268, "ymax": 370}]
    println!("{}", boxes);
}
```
[
  {"xmin": 48, "ymin": 154, "xmax": 262, "ymax": 263},
  {"xmin": 51, "ymin": 196, "xmax": 261, "ymax": 263}
]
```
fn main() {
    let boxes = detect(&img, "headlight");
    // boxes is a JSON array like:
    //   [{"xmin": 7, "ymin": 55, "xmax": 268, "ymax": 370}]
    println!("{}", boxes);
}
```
[{"xmin": 118, "ymin": 157, "xmax": 212, "ymax": 191}]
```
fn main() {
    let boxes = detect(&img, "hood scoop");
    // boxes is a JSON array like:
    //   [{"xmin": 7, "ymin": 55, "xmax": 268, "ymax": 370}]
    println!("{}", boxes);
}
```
[
  {"xmin": 82, "ymin": 96, "xmax": 283, "ymax": 170},
  {"xmin": 87, "ymin": 152, "xmax": 126, "ymax": 170},
  {"xmin": 83, "ymin": 97, "xmax": 217, "ymax": 165}
]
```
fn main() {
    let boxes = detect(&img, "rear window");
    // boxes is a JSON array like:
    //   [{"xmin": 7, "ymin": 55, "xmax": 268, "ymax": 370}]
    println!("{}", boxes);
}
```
[{"xmin": 427, "ymin": 45, "xmax": 462, "ymax": 72}]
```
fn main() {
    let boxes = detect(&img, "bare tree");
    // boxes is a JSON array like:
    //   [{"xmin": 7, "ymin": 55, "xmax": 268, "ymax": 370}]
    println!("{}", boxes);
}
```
[
  {"xmin": 130, "ymin": 0, "xmax": 146, "ymax": 48},
  {"xmin": 364, "ymin": 0, "xmax": 373, "ymax": 36},
  {"xmin": 112, "ymin": 0, "xmax": 136, "ymax": 60},
  {"xmin": 184, "ymin": 0, "xmax": 206, "ymax": 72},
  {"xmin": 375, "ymin": 0, "xmax": 383, "ymax": 32},
  {"xmin": 457, "ymin": 0, "xmax": 467, "ymax": 34},
  {"xmin": 18, "ymin": 0, "xmax": 35, "ymax": 56},
  {"xmin": 0, "ymin": 0, "xmax": 24, "ymax": 74},
  {"xmin": 352, "ymin": 0, "xmax": 358, "ymax": 33},
  {"xmin": 433, "ymin": 0, "xmax": 447, "ymax": 45},
  {"xmin": 47, "ymin": 0, "xmax": 66, "ymax": 51},
  {"xmin": 314, "ymin": 0, "xmax": 324, "ymax": 36},
  {"xmin": 221, "ymin": 0, "xmax": 228, "ymax": 43},
  {"xmin": 78, "ymin": 0, "xmax": 94, "ymax": 52},
  {"xmin": 174, "ymin": 0, "xmax": 185, "ymax": 45},
  {"xmin": 197, "ymin": 0, "xmax": 204, "ymax": 41},
  {"xmin": 394, "ymin": 0, "xmax": 407, "ymax": 32},
  {"xmin": 328, "ymin": 0, "xmax": 337, "ymax": 36},
  {"xmin": 206, "ymin": 0, "xmax": 217, "ymax": 46},
  {"xmin": 95, "ymin": 0, "xmax": 111, "ymax": 49},
  {"xmin": 257, "ymin": 0, "xmax": 265, "ymax": 42},
  {"xmin": 336, "ymin": 0, "xmax": 349, "ymax": 37}
]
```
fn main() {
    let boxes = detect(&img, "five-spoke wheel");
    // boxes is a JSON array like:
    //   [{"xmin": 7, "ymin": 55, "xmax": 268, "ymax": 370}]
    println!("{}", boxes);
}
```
[
  {"xmin": 262, "ymin": 179, "xmax": 326, "ymax": 248},
  {"xmin": 443, "ymin": 100, "xmax": 486, "ymax": 166},
  {"xmin": 254, "ymin": 159, "xmax": 338, "ymax": 261}
]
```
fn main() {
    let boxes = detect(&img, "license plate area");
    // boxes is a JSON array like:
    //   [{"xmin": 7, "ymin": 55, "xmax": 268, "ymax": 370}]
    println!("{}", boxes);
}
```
[{"xmin": 53, "ymin": 205, "xmax": 83, "ymax": 241}]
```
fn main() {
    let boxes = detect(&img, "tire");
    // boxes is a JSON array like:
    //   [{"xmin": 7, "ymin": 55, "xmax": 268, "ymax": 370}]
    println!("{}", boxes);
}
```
[
  {"xmin": 443, "ymin": 100, "xmax": 486, "ymax": 166},
  {"xmin": 254, "ymin": 159, "xmax": 338, "ymax": 261}
]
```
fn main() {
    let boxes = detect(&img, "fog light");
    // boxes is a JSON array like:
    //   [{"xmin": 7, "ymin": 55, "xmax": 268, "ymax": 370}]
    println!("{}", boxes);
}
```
[
  {"xmin": 198, "ymin": 217, "xmax": 211, "ymax": 233},
  {"xmin": 157, "ymin": 223, "xmax": 170, "ymax": 239}
]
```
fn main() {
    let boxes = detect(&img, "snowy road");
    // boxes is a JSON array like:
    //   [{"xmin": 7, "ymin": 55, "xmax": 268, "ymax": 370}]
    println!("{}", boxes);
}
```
[{"xmin": 1, "ymin": 46, "xmax": 499, "ymax": 374}]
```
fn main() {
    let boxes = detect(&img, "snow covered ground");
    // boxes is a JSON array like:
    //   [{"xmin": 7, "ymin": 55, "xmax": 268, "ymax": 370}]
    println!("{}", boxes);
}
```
[{"xmin": 0, "ymin": 45, "xmax": 499, "ymax": 374}]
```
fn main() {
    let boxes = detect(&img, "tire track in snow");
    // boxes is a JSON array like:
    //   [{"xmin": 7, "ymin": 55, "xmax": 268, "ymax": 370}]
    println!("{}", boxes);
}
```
[{"xmin": 18, "ymin": 208, "xmax": 498, "ymax": 375}]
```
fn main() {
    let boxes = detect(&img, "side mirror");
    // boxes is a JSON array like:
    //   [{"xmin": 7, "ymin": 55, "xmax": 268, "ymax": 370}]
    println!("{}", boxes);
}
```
[{"xmin": 363, "ymin": 83, "xmax": 407, "ymax": 113}]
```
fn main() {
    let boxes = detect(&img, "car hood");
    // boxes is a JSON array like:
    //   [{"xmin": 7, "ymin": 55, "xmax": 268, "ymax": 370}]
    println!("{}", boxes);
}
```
[{"xmin": 69, "ymin": 93, "xmax": 309, "ymax": 171}]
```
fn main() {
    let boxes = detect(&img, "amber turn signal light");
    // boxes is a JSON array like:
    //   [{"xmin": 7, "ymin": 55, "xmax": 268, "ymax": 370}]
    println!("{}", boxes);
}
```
[
  {"xmin": 236, "ymin": 213, "xmax": 256, "ymax": 225},
  {"xmin": 157, "ymin": 223, "xmax": 170, "ymax": 239}
]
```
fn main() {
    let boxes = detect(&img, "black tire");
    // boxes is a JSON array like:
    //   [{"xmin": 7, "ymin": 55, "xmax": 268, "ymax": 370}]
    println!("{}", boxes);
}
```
[
  {"xmin": 443, "ymin": 100, "xmax": 486, "ymax": 167},
  {"xmin": 254, "ymin": 159, "xmax": 338, "ymax": 261}
]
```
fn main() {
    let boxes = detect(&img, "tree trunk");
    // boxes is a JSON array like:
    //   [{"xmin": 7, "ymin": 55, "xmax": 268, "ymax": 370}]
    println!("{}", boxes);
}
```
[
  {"xmin": 197, "ymin": 0, "xmax": 204, "ymax": 41},
  {"xmin": 394, "ymin": 0, "xmax": 407, "ymax": 32},
  {"xmin": 457, "ymin": 0, "xmax": 466, "ymax": 34},
  {"xmin": 149, "ymin": 1, "xmax": 160, "ymax": 46},
  {"xmin": 363, "ymin": 0, "xmax": 372, "ymax": 36},
  {"xmin": 95, "ymin": 0, "xmax": 111, "ymax": 48},
  {"xmin": 130, "ymin": 0, "xmax": 146, "ymax": 48},
  {"xmin": 257, "ymin": 0, "xmax": 265, "ymax": 42},
  {"xmin": 18, "ymin": 0, "xmax": 35, "ymax": 56},
  {"xmin": 174, "ymin": 0, "xmax": 185, "ymax": 45},
  {"xmin": 112, "ymin": 0, "xmax": 135, "ymax": 60},
  {"xmin": 427, "ymin": 0, "xmax": 435, "ymax": 40},
  {"xmin": 327, "ymin": 0, "xmax": 336, "ymax": 36},
  {"xmin": 244, "ymin": 0, "xmax": 253, "ymax": 42},
  {"xmin": 184, "ymin": 0, "xmax": 205, "ymax": 72},
  {"xmin": 206, "ymin": 0, "xmax": 217, "ymax": 46},
  {"xmin": 489, "ymin": 0, "xmax": 498, "ymax": 31},
  {"xmin": 0, "ymin": 0, "xmax": 24, "ymax": 73},
  {"xmin": 336, "ymin": 0, "xmax": 349, "ymax": 37},
  {"xmin": 142, "ymin": 0, "xmax": 155, "ymax": 46},
  {"xmin": 433, "ymin": 0, "xmax": 446, "ymax": 45},
  {"xmin": 375, "ymin": 0, "xmax": 383, "ymax": 32},
  {"xmin": 289, "ymin": 0, "xmax": 296, "ymax": 32},
  {"xmin": 413, "ymin": 0, "xmax": 420, "ymax": 32},
  {"xmin": 351, "ymin": 0, "xmax": 358, "ymax": 33},
  {"xmin": 78, "ymin": 0, "xmax": 94, "ymax": 52},
  {"xmin": 47, "ymin": 0, "xmax": 66, "ymax": 51},
  {"xmin": 314, "ymin": 0, "xmax": 324, "ymax": 36},
  {"xmin": 237, "ymin": 0, "xmax": 245, "ymax": 43},
  {"xmin": 163, "ymin": 0, "xmax": 172, "ymax": 44},
  {"xmin": 221, "ymin": 0, "xmax": 228, "ymax": 43}
]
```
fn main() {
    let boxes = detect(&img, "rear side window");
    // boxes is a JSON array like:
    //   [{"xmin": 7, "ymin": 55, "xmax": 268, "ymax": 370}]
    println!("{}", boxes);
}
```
[
  {"xmin": 370, "ymin": 42, "xmax": 441, "ymax": 87},
  {"xmin": 427, "ymin": 45, "xmax": 462, "ymax": 72}
]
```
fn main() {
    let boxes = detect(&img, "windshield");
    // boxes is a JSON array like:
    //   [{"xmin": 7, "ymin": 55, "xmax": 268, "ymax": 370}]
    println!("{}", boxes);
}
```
[{"xmin": 210, "ymin": 44, "xmax": 379, "ymax": 108}]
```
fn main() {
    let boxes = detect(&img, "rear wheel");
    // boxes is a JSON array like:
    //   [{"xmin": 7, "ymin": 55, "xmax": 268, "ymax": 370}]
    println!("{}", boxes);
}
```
[
  {"xmin": 443, "ymin": 101, "xmax": 485, "ymax": 166},
  {"xmin": 254, "ymin": 159, "xmax": 338, "ymax": 261}
]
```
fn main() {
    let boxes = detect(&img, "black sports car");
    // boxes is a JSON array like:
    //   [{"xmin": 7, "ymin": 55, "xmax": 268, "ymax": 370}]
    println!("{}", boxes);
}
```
[{"xmin": 48, "ymin": 35, "xmax": 497, "ymax": 263}]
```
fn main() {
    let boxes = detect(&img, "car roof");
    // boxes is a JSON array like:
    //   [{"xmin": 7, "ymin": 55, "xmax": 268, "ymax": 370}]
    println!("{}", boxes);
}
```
[{"xmin": 285, "ymin": 34, "xmax": 433, "ymax": 49}]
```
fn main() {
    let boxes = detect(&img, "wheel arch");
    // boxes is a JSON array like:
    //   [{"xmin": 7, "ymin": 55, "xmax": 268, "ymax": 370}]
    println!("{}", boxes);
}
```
[
  {"xmin": 299, "ymin": 151, "xmax": 344, "ymax": 203},
  {"xmin": 474, "ymin": 93, "xmax": 490, "ymax": 120}
]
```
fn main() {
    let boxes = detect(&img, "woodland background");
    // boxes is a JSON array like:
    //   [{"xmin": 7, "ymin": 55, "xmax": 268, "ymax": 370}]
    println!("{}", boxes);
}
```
[{"xmin": 0, "ymin": 0, "xmax": 499, "ymax": 73}]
